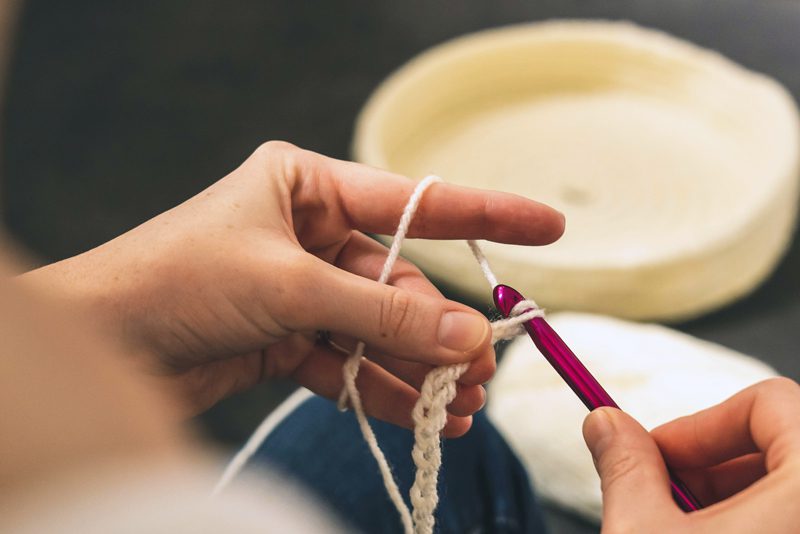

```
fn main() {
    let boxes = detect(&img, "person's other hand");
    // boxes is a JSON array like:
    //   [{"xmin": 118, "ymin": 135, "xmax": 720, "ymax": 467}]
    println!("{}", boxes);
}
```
[
  {"xmin": 25, "ymin": 142, "xmax": 564, "ymax": 435},
  {"xmin": 583, "ymin": 377, "xmax": 800, "ymax": 532}
]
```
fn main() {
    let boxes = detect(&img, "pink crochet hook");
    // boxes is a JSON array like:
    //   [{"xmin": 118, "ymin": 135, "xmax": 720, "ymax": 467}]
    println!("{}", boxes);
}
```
[{"xmin": 493, "ymin": 283, "xmax": 703, "ymax": 513}]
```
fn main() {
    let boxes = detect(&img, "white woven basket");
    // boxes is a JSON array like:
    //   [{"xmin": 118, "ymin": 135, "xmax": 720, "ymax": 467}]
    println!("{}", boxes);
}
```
[{"xmin": 353, "ymin": 21, "xmax": 800, "ymax": 321}]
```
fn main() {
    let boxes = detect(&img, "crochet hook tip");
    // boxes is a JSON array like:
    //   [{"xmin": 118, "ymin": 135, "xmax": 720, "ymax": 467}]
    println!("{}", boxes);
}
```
[{"xmin": 492, "ymin": 284, "xmax": 528, "ymax": 317}]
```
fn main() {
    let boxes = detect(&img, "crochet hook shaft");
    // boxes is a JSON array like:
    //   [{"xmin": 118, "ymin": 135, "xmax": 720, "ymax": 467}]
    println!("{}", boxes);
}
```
[{"xmin": 492, "ymin": 283, "xmax": 703, "ymax": 513}]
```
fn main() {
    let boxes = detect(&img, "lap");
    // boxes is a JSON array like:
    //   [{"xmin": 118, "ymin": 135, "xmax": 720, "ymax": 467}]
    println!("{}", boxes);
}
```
[{"xmin": 249, "ymin": 394, "xmax": 547, "ymax": 534}]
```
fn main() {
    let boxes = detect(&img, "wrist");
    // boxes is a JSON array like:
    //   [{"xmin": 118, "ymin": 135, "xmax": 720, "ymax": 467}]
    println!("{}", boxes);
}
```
[
  {"xmin": 19, "ymin": 251, "xmax": 134, "ymax": 344},
  {"xmin": 18, "ymin": 251, "xmax": 193, "ymax": 409}
]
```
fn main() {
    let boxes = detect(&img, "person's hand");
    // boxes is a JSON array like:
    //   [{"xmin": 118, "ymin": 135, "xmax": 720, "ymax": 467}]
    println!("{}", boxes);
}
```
[
  {"xmin": 582, "ymin": 377, "xmax": 800, "ymax": 532},
  {"xmin": 24, "ymin": 141, "xmax": 564, "ymax": 435}
]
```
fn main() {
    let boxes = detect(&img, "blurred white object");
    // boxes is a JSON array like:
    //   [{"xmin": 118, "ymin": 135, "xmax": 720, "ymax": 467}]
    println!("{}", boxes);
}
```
[
  {"xmin": 487, "ymin": 312, "xmax": 777, "ymax": 521},
  {"xmin": 353, "ymin": 20, "xmax": 800, "ymax": 321},
  {"xmin": 5, "ymin": 459, "xmax": 344, "ymax": 534}
]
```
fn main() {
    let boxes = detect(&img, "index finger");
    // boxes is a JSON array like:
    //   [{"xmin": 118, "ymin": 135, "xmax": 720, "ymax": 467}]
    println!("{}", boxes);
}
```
[
  {"xmin": 314, "ymin": 153, "xmax": 566, "ymax": 245},
  {"xmin": 651, "ymin": 378, "xmax": 800, "ymax": 472}
]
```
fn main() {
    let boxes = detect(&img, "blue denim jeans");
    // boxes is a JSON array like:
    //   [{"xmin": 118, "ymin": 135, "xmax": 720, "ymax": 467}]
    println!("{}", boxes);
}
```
[{"xmin": 250, "ymin": 395, "xmax": 547, "ymax": 533}]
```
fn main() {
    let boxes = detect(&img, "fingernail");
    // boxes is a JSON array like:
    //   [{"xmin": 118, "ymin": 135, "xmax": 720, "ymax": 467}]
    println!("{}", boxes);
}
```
[
  {"xmin": 584, "ymin": 408, "xmax": 616, "ymax": 458},
  {"xmin": 437, "ymin": 311, "xmax": 489, "ymax": 352}
]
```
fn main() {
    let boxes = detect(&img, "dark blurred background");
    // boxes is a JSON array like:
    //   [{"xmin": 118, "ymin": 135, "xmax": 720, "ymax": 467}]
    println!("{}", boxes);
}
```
[{"xmin": 2, "ymin": 1, "xmax": 799, "ymax": 532}]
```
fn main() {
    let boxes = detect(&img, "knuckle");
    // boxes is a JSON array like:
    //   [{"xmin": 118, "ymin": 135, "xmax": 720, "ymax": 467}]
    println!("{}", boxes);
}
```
[
  {"xmin": 378, "ymin": 287, "xmax": 415, "ymax": 339},
  {"xmin": 278, "ymin": 251, "xmax": 314, "ymax": 285},
  {"xmin": 252, "ymin": 140, "xmax": 311, "ymax": 185},
  {"xmin": 390, "ymin": 257, "xmax": 422, "ymax": 281},
  {"xmin": 761, "ymin": 376, "xmax": 800, "ymax": 395},
  {"xmin": 255, "ymin": 140, "xmax": 298, "ymax": 157},
  {"xmin": 599, "ymin": 452, "xmax": 639, "ymax": 493},
  {"xmin": 264, "ymin": 341, "xmax": 312, "ymax": 380},
  {"xmin": 463, "ymin": 353, "xmax": 496, "ymax": 385},
  {"xmin": 479, "ymin": 196, "xmax": 493, "ymax": 231}
]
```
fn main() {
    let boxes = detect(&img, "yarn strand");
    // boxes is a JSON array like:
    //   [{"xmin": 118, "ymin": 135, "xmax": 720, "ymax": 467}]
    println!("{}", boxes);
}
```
[{"xmin": 213, "ymin": 175, "xmax": 544, "ymax": 534}]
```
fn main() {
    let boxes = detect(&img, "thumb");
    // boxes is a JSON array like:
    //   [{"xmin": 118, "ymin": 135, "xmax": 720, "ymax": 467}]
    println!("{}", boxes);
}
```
[
  {"xmin": 583, "ymin": 408, "xmax": 679, "ymax": 526},
  {"xmin": 293, "ymin": 258, "xmax": 492, "ymax": 366}
]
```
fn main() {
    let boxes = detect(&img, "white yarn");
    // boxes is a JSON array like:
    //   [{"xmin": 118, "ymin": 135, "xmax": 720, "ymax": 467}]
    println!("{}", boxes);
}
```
[
  {"xmin": 467, "ymin": 239, "xmax": 499, "ymax": 289},
  {"xmin": 337, "ymin": 174, "xmax": 444, "ymax": 410},
  {"xmin": 212, "ymin": 388, "xmax": 314, "ymax": 497},
  {"xmin": 331, "ymin": 174, "xmax": 445, "ymax": 534},
  {"xmin": 214, "ymin": 176, "xmax": 543, "ymax": 534}
]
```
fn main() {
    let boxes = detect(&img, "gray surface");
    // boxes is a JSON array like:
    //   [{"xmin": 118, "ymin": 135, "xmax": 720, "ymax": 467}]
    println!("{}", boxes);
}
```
[{"xmin": 3, "ymin": 1, "xmax": 799, "ymax": 532}]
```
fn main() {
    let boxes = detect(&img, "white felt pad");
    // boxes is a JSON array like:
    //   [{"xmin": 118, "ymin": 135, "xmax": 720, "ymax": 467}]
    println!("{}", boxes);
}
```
[{"xmin": 487, "ymin": 312, "xmax": 776, "ymax": 521}]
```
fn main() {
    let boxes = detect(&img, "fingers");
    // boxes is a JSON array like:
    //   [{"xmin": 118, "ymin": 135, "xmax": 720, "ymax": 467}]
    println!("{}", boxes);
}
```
[
  {"xmin": 641, "ymin": 378, "xmax": 800, "ymax": 533},
  {"xmin": 324, "ymin": 331, "xmax": 486, "ymax": 417},
  {"xmin": 652, "ymin": 378, "xmax": 800, "ymax": 472},
  {"xmin": 331, "ymin": 231, "xmax": 445, "ymax": 300},
  {"xmin": 304, "ymin": 150, "xmax": 565, "ymax": 245},
  {"xmin": 675, "ymin": 453, "xmax": 766, "ymax": 505},
  {"xmin": 289, "ymin": 341, "xmax": 472, "ymax": 438},
  {"xmin": 287, "ymin": 255, "xmax": 493, "ymax": 369},
  {"xmin": 583, "ymin": 408, "xmax": 680, "ymax": 526},
  {"xmin": 361, "ymin": 350, "xmax": 486, "ymax": 417},
  {"xmin": 330, "ymin": 232, "xmax": 496, "ymax": 387}
]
